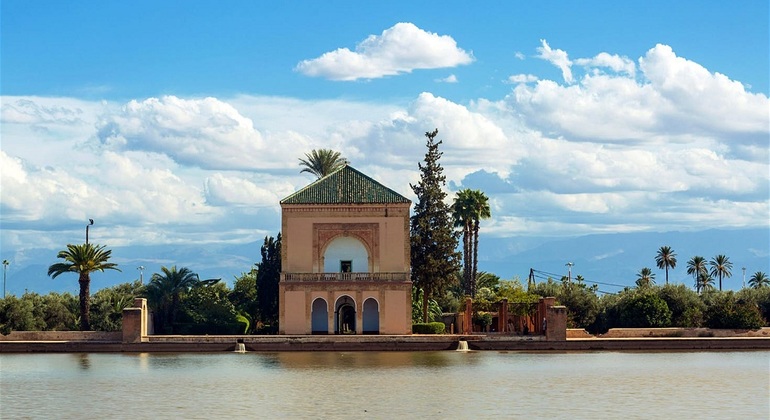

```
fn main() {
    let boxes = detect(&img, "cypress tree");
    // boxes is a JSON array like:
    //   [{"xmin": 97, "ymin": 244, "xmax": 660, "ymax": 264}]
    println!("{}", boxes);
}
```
[
  {"xmin": 410, "ymin": 129, "xmax": 461, "ymax": 322},
  {"xmin": 256, "ymin": 233, "xmax": 281, "ymax": 328}
]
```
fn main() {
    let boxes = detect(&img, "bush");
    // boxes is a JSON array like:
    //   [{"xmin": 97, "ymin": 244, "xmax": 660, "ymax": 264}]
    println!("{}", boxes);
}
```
[
  {"xmin": 412, "ymin": 322, "xmax": 446, "ymax": 334},
  {"xmin": 657, "ymin": 284, "xmax": 704, "ymax": 327},
  {"xmin": 617, "ymin": 291, "xmax": 672, "ymax": 328},
  {"xmin": 702, "ymin": 291, "xmax": 765, "ymax": 330}
]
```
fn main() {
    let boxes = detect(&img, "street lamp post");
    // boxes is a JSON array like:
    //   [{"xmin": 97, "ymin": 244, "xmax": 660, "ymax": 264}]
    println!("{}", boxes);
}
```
[
  {"xmin": 2, "ymin": 260, "xmax": 8, "ymax": 298},
  {"xmin": 86, "ymin": 219, "xmax": 94, "ymax": 244},
  {"xmin": 566, "ymin": 262, "xmax": 574, "ymax": 283},
  {"xmin": 137, "ymin": 266, "xmax": 145, "ymax": 284}
]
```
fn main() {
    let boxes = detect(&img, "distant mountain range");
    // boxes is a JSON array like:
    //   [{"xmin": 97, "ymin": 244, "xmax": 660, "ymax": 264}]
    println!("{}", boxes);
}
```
[{"xmin": 4, "ymin": 228, "xmax": 767, "ymax": 296}]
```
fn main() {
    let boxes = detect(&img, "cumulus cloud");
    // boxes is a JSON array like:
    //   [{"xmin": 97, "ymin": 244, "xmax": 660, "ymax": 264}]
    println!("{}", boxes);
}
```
[
  {"xmin": 536, "ymin": 39, "xmax": 573, "ymax": 83},
  {"xmin": 1, "ymin": 41, "xmax": 767, "ymax": 248},
  {"xmin": 295, "ymin": 22, "xmax": 474, "ymax": 81},
  {"xmin": 575, "ymin": 52, "xmax": 636, "ymax": 77},
  {"xmin": 508, "ymin": 44, "xmax": 769, "ymax": 146}
]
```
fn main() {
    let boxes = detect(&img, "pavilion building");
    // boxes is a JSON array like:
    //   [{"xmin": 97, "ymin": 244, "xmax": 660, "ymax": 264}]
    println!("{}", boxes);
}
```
[{"xmin": 278, "ymin": 165, "xmax": 412, "ymax": 335}]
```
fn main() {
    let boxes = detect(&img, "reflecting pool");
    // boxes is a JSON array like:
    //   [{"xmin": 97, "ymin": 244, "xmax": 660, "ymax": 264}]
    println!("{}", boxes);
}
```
[{"xmin": 1, "ymin": 351, "xmax": 768, "ymax": 419}]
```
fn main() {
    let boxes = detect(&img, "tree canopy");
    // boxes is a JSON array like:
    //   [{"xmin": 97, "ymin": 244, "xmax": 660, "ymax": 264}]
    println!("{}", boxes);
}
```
[
  {"xmin": 298, "ymin": 149, "xmax": 348, "ymax": 179},
  {"xmin": 47, "ymin": 243, "xmax": 120, "ymax": 330},
  {"xmin": 410, "ymin": 129, "xmax": 461, "ymax": 322}
]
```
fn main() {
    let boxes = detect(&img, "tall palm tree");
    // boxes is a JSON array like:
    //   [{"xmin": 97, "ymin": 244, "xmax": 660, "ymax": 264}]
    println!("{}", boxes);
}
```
[
  {"xmin": 655, "ymin": 246, "xmax": 677, "ymax": 285},
  {"xmin": 709, "ymin": 254, "xmax": 733, "ymax": 291},
  {"xmin": 636, "ymin": 267, "xmax": 656, "ymax": 287},
  {"xmin": 686, "ymin": 256, "xmax": 708, "ymax": 293},
  {"xmin": 47, "ymin": 243, "xmax": 120, "ymax": 330},
  {"xmin": 749, "ymin": 271, "xmax": 769, "ymax": 289},
  {"xmin": 298, "ymin": 149, "xmax": 348, "ymax": 179},
  {"xmin": 451, "ymin": 189, "xmax": 491, "ymax": 298},
  {"xmin": 468, "ymin": 189, "xmax": 491, "ymax": 298},
  {"xmin": 146, "ymin": 266, "xmax": 200, "ymax": 333},
  {"xmin": 452, "ymin": 189, "xmax": 474, "ymax": 296}
]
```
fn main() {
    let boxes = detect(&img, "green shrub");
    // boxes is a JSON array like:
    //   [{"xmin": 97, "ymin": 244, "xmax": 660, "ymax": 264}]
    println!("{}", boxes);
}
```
[{"xmin": 412, "ymin": 322, "xmax": 446, "ymax": 334}]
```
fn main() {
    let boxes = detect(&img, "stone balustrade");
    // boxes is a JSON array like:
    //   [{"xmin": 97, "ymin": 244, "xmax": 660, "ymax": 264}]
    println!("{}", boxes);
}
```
[{"xmin": 280, "ymin": 272, "xmax": 410, "ymax": 283}]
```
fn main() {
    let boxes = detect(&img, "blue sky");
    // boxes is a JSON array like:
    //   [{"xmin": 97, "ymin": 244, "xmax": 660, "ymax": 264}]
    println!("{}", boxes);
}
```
[{"xmin": 1, "ymin": 1, "xmax": 768, "ymax": 293}]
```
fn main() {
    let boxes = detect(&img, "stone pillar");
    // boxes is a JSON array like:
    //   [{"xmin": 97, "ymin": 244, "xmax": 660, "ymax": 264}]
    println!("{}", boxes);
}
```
[
  {"xmin": 498, "ymin": 299, "xmax": 508, "ymax": 333},
  {"xmin": 545, "ymin": 305, "xmax": 567, "ymax": 341},
  {"xmin": 463, "ymin": 297, "xmax": 473, "ymax": 334},
  {"xmin": 122, "ymin": 298, "xmax": 148, "ymax": 343}
]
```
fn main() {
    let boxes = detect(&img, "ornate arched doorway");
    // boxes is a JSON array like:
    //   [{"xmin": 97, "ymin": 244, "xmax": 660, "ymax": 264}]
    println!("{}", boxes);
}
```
[
  {"xmin": 311, "ymin": 298, "xmax": 328, "ymax": 334},
  {"xmin": 362, "ymin": 298, "xmax": 379, "ymax": 335},
  {"xmin": 334, "ymin": 295, "xmax": 356, "ymax": 334}
]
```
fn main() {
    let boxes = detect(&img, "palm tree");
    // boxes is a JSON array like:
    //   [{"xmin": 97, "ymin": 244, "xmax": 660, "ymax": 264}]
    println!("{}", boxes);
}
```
[
  {"xmin": 709, "ymin": 254, "xmax": 733, "ymax": 291},
  {"xmin": 698, "ymin": 272, "xmax": 715, "ymax": 292},
  {"xmin": 655, "ymin": 246, "xmax": 677, "ymax": 285},
  {"xmin": 636, "ymin": 267, "xmax": 656, "ymax": 287},
  {"xmin": 749, "ymin": 271, "xmax": 769, "ymax": 289},
  {"xmin": 686, "ymin": 256, "xmax": 708, "ymax": 293},
  {"xmin": 451, "ymin": 189, "xmax": 491, "ymax": 297},
  {"xmin": 298, "ymin": 149, "xmax": 348, "ymax": 179},
  {"xmin": 452, "ymin": 189, "xmax": 474, "ymax": 296},
  {"xmin": 47, "ymin": 243, "xmax": 120, "ymax": 330},
  {"xmin": 146, "ymin": 266, "xmax": 201, "ymax": 333}
]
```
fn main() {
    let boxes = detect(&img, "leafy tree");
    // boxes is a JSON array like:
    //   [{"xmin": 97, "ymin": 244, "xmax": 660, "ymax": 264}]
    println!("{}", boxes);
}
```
[
  {"xmin": 452, "ymin": 189, "xmax": 490, "ymax": 297},
  {"xmin": 229, "ymin": 270, "xmax": 259, "ymax": 332},
  {"xmin": 90, "ymin": 281, "xmax": 144, "ymax": 332},
  {"xmin": 529, "ymin": 278, "xmax": 561, "ymax": 299},
  {"xmin": 47, "ymin": 243, "xmax": 121, "ymax": 330},
  {"xmin": 655, "ymin": 246, "xmax": 677, "ymax": 285},
  {"xmin": 0, "ymin": 294, "xmax": 45, "ymax": 334},
  {"xmin": 709, "ymin": 254, "xmax": 733, "ymax": 291},
  {"xmin": 702, "ymin": 291, "xmax": 764, "ymax": 329},
  {"xmin": 256, "ymin": 234, "xmax": 281, "ymax": 327},
  {"xmin": 146, "ymin": 266, "xmax": 201, "ymax": 334},
  {"xmin": 617, "ymin": 290, "xmax": 672, "ymax": 328},
  {"xmin": 40, "ymin": 292, "xmax": 78, "ymax": 331},
  {"xmin": 559, "ymin": 282, "xmax": 600, "ymax": 329},
  {"xmin": 410, "ymin": 129, "xmax": 461, "ymax": 322},
  {"xmin": 298, "ymin": 149, "xmax": 348, "ymax": 179},
  {"xmin": 178, "ymin": 281, "xmax": 241, "ymax": 334},
  {"xmin": 686, "ymin": 256, "xmax": 708, "ymax": 293},
  {"xmin": 749, "ymin": 271, "xmax": 769, "ymax": 289},
  {"xmin": 636, "ymin": 267, "xmax": 656, "ymax": 288},
  {"xmin": 657, "ymin": 283, "xmax": 705, "ymax": 327}
]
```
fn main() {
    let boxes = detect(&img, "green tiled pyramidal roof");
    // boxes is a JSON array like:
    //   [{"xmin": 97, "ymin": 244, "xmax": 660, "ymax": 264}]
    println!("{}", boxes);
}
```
[{"xmin": 281, "ymin": 165, "xmax": 410, "ymax": 205}]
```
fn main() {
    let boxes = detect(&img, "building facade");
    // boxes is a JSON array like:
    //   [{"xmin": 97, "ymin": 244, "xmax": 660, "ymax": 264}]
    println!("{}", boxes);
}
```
[{"xmin": 278, "ymin": 165, "xmax": 412, "ymax": 335}]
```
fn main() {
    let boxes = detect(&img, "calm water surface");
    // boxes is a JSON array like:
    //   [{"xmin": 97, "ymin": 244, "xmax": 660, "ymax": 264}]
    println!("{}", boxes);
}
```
[{"xmin": 1, "ymin": 351, "xmax": 768, "ymax": 419}]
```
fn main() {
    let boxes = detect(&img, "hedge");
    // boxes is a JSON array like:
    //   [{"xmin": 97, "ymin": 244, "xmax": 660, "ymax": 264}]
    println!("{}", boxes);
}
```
[{"xmin": 412, "ymin": 322, "xmax": 446, "ymax": 334}]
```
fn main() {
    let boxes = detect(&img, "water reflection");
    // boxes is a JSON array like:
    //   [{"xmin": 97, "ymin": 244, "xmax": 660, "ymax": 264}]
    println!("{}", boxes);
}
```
[
  {"xmin": 0, "ymin": 351, "xmax": 767, "ymax": 419},
  {"xmin": 270, "ymin": 351, "xmax": 471, "ymax": 370},
  {"xmin": 75, "ymin": 353, "xmax": 90, "ymax": 370}
]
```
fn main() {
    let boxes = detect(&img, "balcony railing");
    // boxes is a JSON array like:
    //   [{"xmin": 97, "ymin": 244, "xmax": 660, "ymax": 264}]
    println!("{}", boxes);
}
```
[{"xmin": 281, "ymin": 272, "xmax": 410, "ymax": 283}]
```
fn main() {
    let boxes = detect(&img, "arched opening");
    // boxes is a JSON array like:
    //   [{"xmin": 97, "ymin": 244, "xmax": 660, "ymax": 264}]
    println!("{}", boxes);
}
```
[
  {"xmin": 362, "ymin": 298, "xmax": 379, "ymax": 335},
  {"xmin": 334, "ymin": 295, "xmax": 356, "ymax": 334},
  {"xmin": 311, "ymin": 298, "xmax": 328, "ymax": 335},
  {"xmin": 323, "ymin": 236, "xmax": 369, "ymax": 273}
]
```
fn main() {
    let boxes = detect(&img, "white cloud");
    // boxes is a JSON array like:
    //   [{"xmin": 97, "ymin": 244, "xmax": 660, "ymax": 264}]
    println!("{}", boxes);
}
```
[
  {"xmin": 508, "ymin": 74, "xmax": 538, "ymax": 84},
  {"xmin": 436, "ymin": 74, "xmax": 459, "ymax": 83},
  {"xmin": 295, "ymin": 22, "xmax": 474, "ymax": 81},
  {"xmin": 536, "ymin": 39, "xmax": 573, "ymax": 83},
  {"xmin": 575, "ymin": 52, "xmax": 636, "ymax": 77},
  {"xmin": 1, "ymin": 41, "xmax": 768, "ymax": 250}
]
